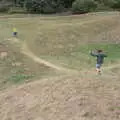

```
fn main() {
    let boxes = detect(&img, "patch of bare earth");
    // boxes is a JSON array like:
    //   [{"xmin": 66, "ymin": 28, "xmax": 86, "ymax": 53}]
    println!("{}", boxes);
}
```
[{"xmin": 0, "ymin": 71, "xmax": 120, "ymax": 120}]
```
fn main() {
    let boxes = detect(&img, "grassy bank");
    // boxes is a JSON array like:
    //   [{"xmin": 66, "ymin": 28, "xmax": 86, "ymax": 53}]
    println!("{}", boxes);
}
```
[{"xmin": 0, "ymin": 12, "xmax": 120, "ymax": 88}]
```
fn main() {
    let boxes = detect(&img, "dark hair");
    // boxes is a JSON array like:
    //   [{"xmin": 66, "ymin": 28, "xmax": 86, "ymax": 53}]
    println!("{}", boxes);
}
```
[{"xmin": 97, "ymin": 50, "xmax": 103, "ymax": 53}]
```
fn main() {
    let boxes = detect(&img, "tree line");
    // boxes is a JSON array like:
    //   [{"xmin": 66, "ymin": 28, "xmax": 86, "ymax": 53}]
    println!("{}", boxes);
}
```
[{"xmin": 0, "ymin": 0, "xmax": 120, "ymax": 14}]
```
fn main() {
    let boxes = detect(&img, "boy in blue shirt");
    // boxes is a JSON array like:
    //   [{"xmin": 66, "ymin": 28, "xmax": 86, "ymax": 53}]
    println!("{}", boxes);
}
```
[{"xmin": 90, "ymin": 50, "xmax": 107, "ymax": 74}]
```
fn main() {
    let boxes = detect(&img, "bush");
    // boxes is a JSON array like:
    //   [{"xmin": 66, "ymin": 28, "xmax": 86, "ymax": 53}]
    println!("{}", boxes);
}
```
[
  {"xmin": 0, "ymin": 6, "xmax": 9, "ymax": 12},
  {"xmin": 96, "ymin": 3, "xmax": 113, "ymax": 11},
  {"xmin": 8, "ymin": 7, "xmax": 26, "ymax": 14},
  {"xmin": 95, "ymin": 0, "xmax": 120, "ymax": 9},
  {"xmin": 24, "ymin": 0, "xmax": 65, "ymax": 14},
  {"xmin": 112, "ymin": 0, "xmax": 120, "ymax": 9},
  {"xmin": 72, "ymin": 0, "xmax": 97, "ymax": 14},
  {"xmin": 0, "ymin": 1, "xmax": 13, "ymax": 12},
  {"xmin": 42, "ymin": 5, "xmax": 56, "ymax": 14},
  {"xmin": 103, "ymin": 0, "xmax": 117, "ymax": 8}
]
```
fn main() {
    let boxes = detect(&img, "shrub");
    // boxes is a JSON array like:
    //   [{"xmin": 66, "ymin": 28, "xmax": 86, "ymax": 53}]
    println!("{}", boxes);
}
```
[
  {"xmin": 24, "ymin": 0, "xmax": 65, "ymax": 14},
  {"xmin": 103, "ymin": 0, "xmax": 117, "ymax": 8},
  {"xmin": 96, "ymin": 3, "xmax": 113, "ymax": 11},
  {"xmin": 72, "ymin": 0, "xmax": 97, "ymax": 14},
  {"xmin": 0, "ymin": 1, "xmax": 13, "ymax": 12},
  {"xmin": 8, "ymin": 7, "xmax": 26, "ymax": 14},
  {"xmin": 95, "ymin": 0, "xmax": 120, "ymax": 9},
  {"xmin": 112, "ymin": 0, "xmax": 120, "ymax": 9},
  {"xmin": 0, "ymin": 6, "xmax": 9, "ymax": 12}
]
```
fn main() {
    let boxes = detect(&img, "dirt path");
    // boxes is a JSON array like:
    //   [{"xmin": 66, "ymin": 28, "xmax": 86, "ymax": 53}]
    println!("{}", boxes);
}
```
[
  {"xmin": 21, "ymin": 42, "xmax": 79, "ymax": 74},
  {"xmin": 22, "ymin": 43, "xmax": 62, "ymax": 70},
  {"xmin": 8, "ymin": 37, "xmax": 120, "ymax": 75},
  {"xmin": 21, "ymin": 41, "xmax": 120, "ymax": 75}
]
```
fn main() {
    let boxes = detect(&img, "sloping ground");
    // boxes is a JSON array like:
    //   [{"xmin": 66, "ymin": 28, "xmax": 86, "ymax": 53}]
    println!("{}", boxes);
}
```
[
  {"xmin": 0, "ymin": 12, "xmax": 120, "ymax": 120},
  {"xmin": 0, "ymin": 69, "xmax": 120, "ymax": 120},
  {"xmin": 23, "ymin": 12, "xmax": 120, "ymax": 70},
  {"xmin": 22, "ymin": 42, "xmax": 65, "ymax": 71},
  {"xmin": 0, "ymin": 37, "xmax": 57, "ymax": 90}
]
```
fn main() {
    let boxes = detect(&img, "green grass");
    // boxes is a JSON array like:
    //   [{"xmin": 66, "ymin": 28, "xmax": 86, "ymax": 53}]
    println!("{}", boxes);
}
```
[
  {"xmin": 77, "ymin": 43, "xmax": 120, "ymax": 61},
  {"xmin": 8, "ymin": 73, "xmax": 33, "ymax": 84},
  {"xmin": 37, "ymin": 43, "xmax": 120, "ymax": 70},
  {"xmin": 76, "ymin": 43, "xmax": 120, "ymax": 67}
]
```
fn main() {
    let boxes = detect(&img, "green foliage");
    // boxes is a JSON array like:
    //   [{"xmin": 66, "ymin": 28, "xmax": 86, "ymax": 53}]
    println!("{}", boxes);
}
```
[
  {"xmin": 96, "ymin": 3, "xmax": 113, "ymax": 11},
  {"xmin": 0, "ymin": 6, "xmax": 9, "ymax": 12},
  {"xmin": 72, "ymin": 0, "xmax": 97, "ymax": 13},
  {"xmin": 112, "ymin": 0, "xmax": 120, "ymax": 9},
  {"xmin": 101, "ymin": 0, "xmax": 116, "ymax": 8},
  {"xmin": 8, "ymin": 7, "xmax": 26, "ymax": 14},
  {"xmin": 1, "ymin": 0, "xmax": 120, "ymax": 13},
  {"xmin": 0, "ymin": 1, "xmax": 12, "ymax": 12},
  {"xmin": 77, "ymin": 43, "xmax": 120, "ymax": 63},
  {"xmin": 24, "ymin": 0, "xmax": 33, "ymax": 12},
  {"xmin": 0, "ymin": 0, "xmax": 75, "ymax": 13},
  {"xmin": 8, "ymin": 70, "xmax": 34, "ymax": 84},
  {"xmin": 9, "ymin": 74, "xmax": 30, "ymax": 83},
  {"xmin": 8, "ymin": 68, "xmax": 34, "ymax": 84},
  {"xmin": 95, "ymin": 0, "xmax": 120, "ymax": 9},
  {"xmin": 24, "ymin": 0, "xmax": 65, "ymax": 13},
  {"xmin": 72, "ymin": 0, "xmax": 120, "ymax": 13}
]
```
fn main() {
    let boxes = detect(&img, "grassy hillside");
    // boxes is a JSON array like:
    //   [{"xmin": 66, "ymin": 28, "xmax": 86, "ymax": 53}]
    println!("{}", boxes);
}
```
[
  {"xmin": 0, "ymin": 12, "xmax": 120, "ymax": 89},
  {"xmin": 9, "ymin": 12, "xmax": 120, "ymax": 70},
  {"xmin": 0, "ymin": 12, "xmax": 120, "ymax": 120}
]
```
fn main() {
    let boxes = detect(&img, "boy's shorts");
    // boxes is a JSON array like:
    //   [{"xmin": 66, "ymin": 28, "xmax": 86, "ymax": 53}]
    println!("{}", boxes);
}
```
[
  {"xmin": 96, "ymin": 64, "xmax": 101, "ymax": 69},
  {"xmin": 13, "ymin": 32, "xmax": 17, "ymax": 36}
]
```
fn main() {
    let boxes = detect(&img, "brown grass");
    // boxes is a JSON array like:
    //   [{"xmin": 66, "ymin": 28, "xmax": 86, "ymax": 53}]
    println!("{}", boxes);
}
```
[{"xmin": 0, "ymin": 12, "xmax": 120, "ymax": 120}]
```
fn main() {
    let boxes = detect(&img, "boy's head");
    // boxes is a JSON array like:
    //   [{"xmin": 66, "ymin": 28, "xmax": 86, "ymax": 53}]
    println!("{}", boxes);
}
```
[{"xmin": 97, "ymin": 50, "xmax": 103, "ymax": 53}]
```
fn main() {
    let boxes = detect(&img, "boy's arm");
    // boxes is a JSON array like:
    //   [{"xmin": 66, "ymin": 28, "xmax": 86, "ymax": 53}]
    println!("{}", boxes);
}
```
[{"xmin": 90, "ymin": 51, "xmax": 98, "ymax": 57}]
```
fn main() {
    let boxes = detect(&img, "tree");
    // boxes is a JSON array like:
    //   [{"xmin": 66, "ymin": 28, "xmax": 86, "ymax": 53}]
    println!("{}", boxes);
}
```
[
  {"xmin": 112, "ymin": 0, "xmax": 120, "ymax": 9},
  {"xmin": 72, "ymin": 0, "xmax": 97, "ymax": 13},
  {"xmin": 61, "ymin": 0, "xmax": 75, "ymax": 8},
  {"xmin": 24, "ymin": 0, "xmax": 65, "ymax": 13}
]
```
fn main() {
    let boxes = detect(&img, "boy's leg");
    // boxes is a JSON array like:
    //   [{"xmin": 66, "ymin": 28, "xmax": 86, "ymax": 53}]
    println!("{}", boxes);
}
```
[
  {"xmin": 96, "ymin": 64, "xmax": 101, "ymax": 74},
  {"xmin": 12, "ymin": 32, "xmax": 14, "ymax": 36}
]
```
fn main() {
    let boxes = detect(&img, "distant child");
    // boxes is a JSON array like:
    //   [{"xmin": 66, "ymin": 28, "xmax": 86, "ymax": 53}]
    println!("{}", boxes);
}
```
[
  {"xmin": 90, "ymin": 50, "xmax": 107, "ymax": 74},
  {"xmin": 13, "ymin": 27, "xmax": 17, "ymax": 37}
]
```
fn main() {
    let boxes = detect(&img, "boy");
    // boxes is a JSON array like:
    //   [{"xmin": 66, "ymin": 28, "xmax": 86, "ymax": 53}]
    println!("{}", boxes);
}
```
[
  {"xmin": 90, "ymin": 50, "xmax": 107, "ymax": 74},
  {"xmin": 13, "ymin": 27, "xmax": 17, "ymax": 37}
]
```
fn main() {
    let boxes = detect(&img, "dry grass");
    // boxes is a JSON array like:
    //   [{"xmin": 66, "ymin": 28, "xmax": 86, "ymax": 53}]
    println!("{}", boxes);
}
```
[
  {"xmin": 0, "ymin": 70, "xmax": 120, "ymax": 120},
  {"xmin": 0, "ymin": 12, "xmax": 120, "ymax": 120}
]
